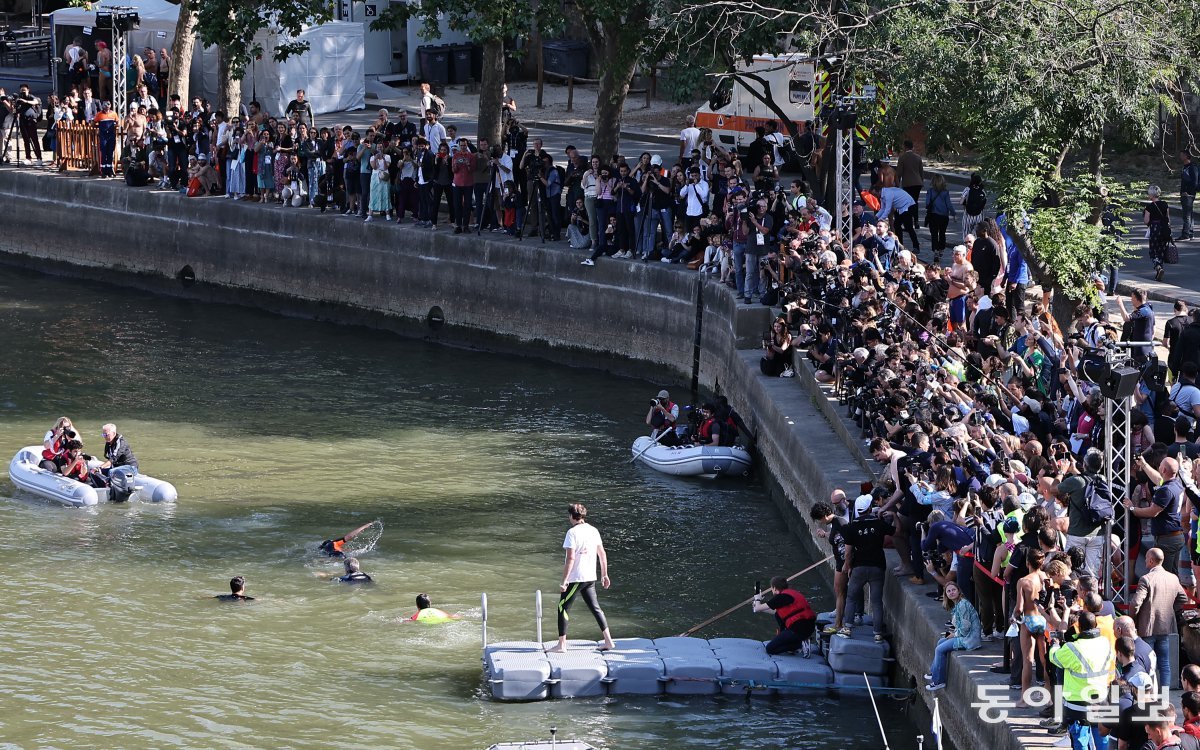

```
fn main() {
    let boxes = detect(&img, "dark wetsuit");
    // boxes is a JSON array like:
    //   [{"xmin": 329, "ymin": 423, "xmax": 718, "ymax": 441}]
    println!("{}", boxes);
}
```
[
  {"xmin": 319, "ymin": 538, "xmax": 347, "ymax": 557},
  {"xmin": 214, "ymin": 594, "xmax": 255, "ymax": 601},
  {"xmin": 338, "ymin": 572, "xmax": 373, "ymax": 584}
]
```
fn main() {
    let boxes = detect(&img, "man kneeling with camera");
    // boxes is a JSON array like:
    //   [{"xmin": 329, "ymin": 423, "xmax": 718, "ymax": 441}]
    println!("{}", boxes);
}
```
[{"xmin": 752, "ymin": 575, "xmax": 818, "ymax": 657}]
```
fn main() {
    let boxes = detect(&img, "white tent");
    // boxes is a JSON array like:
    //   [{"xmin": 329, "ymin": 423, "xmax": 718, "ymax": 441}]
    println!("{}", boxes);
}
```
[
  {"xmin": 50, "ymin": 1, "xmax": 365, "ymax": 116},
  {"xmin": 191, "ymin": 24, "xmax": 365, "ymax": 117}
]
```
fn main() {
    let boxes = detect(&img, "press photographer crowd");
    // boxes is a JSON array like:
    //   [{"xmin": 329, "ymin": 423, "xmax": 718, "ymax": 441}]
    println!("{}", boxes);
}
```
[{"xmin": 766, "ymin": 164, "xmax": 1200, "ymax": 748}]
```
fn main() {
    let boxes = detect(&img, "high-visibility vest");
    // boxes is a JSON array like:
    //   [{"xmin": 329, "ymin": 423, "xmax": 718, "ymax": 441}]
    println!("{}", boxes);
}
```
[{"xmin": 1050, "ymin": 636, "xmax": 1114, "ymax": 708}]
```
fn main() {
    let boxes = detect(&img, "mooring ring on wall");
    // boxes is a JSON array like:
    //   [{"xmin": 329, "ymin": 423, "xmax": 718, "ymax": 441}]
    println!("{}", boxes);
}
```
[
  {"xmin": 177, "ymin": 265, "xmax": 196, "ymax": 287},
  {"xmin": 427, "ymin": 305, "xmax": 445, "ymax": 331}
]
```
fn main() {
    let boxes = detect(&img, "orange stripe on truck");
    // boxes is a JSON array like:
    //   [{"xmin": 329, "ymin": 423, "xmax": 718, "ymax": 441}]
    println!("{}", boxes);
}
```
[{"xmin": 695, "ymin": 112, "xmax": 792, "ymax": 134}]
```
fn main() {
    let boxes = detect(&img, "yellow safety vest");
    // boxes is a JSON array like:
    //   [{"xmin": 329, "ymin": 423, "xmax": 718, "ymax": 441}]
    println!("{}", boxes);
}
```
[{"xmin": 1050, "ymin": 636, "xmax": 1114, "ymax": 707}]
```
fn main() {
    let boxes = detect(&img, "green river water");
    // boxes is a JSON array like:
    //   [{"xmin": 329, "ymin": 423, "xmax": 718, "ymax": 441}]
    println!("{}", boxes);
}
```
[{"xmin": 0, "ymin": 266, "xmax": 920, "ymax": 749}]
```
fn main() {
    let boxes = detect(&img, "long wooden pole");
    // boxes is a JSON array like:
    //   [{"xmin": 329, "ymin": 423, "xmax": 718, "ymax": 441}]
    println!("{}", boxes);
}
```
[{"xmin": 677, "ymin": 554, "xmax": 834, "ymax": 637}]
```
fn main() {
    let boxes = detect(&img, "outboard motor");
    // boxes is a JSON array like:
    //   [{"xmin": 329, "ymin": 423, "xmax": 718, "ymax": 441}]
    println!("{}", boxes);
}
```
[{"xmin": 108, "ymin": 466, "xmax": 137, "ymax": 503}]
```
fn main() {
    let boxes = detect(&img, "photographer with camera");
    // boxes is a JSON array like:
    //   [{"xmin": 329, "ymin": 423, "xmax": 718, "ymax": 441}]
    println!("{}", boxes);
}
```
[
  {"xmin": 519, "ymin": 138, "xmax": 549, "ymax": 236},
  {"xmin": 919, "ymin": 508, "xmax": 976, "ymax": 596},
  {"xmin": 644, "ymin": 389, "xmax": 680, "ymax": 445},
  {"xmin": 39, "ymin": 417, "xmax": 78, "ymax": 472},
  {"xmin": 12, "ymin": 84, "xmax": 43, "ymax": 165},
  {"xmin": 740, "ymin": 197, "xmax": 774, "ymax": 304},
  {"xmin": 807, "ymin": 323, "xmax": 841, "ymax": 384},
  {"xmin": 1056, "ymin": 448, "xmax": 1113, "ymax": 578},
  {"xmin": 752, "ymin": 575, "xmax": 818, "ymax": 657},
  {"xmin": 636, "ymin": 155, "xmax": 673, "ymax": 259}
]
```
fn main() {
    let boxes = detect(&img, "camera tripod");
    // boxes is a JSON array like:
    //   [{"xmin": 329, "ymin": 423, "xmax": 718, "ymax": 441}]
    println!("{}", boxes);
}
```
[
  {"xmin": 476, "ymin": 160, "xmax": 498, "ymax": 237},
  {"xmin": 0, "ymin": 100, "xmax": 21, "ymax": 165},
  {"xmin": 515, "ymin": 162, "xmax": 546, "ymax": 244}
]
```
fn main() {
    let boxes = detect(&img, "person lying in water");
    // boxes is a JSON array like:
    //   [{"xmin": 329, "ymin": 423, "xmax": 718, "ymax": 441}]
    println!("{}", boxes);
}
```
[
  {"xmin": 408, "ymin": 593, "xmax": 461, "ymax": 623},
  {"xmin": 318, "ymin": 522, "xmax": 376, "ymax": 557},
  {"xmin": 215, "ymin": 575, "xmax": 255, "ymax": 601}
]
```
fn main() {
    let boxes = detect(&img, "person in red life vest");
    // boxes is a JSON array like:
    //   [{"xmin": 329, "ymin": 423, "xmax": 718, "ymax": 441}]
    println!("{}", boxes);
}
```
[
  {"xmin": 408, "ymin": 593, "xmax": 461, "ymax": 623},
  {"xmin": 1181, "ymin": 692, "xmax": 1200, "ymax": 741},
  {"xmin": 645, "ymin": 389, "xmax": 680, "ymax": 446},
  {"xmin": 58, "ymin": 440, "xmax": 90, "ymax": 484},
  {"xmin": 694, "ymin": 403, "xmax": 729, "ymax": 447},
  {"xmin": 318, "ymin": 521, "xmax": 376, "ymax": 558},
  {"xmin": 39, "ymin": 416, "xmax": 76, "ymax": 472},
  {"xmin": 752, "ymin": 575, "xmax": 817, "ymax": 656}
]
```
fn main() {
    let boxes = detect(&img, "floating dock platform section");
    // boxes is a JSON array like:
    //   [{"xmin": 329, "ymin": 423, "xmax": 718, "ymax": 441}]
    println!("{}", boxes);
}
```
[{"xmin": 480, "ymin": 594, "xmax": 895, "ymax": 701}]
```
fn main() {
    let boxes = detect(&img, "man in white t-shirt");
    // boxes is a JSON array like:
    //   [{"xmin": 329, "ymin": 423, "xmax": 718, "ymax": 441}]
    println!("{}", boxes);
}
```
[
  {"xmin": 679, "ymin": 115, "xmax": 700, "ymax": 166},
  {"xmin": 550, "ymin": 503, "xmax": 616, "ymax": 652}
]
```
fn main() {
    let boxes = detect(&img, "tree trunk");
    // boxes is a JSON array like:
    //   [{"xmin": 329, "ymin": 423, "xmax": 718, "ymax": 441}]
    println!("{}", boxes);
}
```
[
  {"xmin": 218, "ymin": 50, "xmax": 242, "ymax": 117},
  {"xmin": 590, "ymin": 24, "xmax": 639, "ymax": 160},
  {"xmin": 524, "ymin": 0, "xmax": 541, "ymax": 80},
  {"xmin": 168, "ymin": 1, "xmax": 198, "ymax": 103},
  {"xmin": 477, "ymin": 38, "xmax": 505, "ymax": 147}
]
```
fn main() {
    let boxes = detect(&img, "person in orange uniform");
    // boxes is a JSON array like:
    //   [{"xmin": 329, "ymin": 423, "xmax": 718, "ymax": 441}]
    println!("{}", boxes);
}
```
[
  {"xmin": 94, "ymin": 101, "xmax": 120, "ymax": 178},
  {"xmin": 752, "ymin": 575, "xmax": 818, "ymax": 656},
  {"xmin": 318, "ymin": 521, "xmax": 376, "ymax": 558}
]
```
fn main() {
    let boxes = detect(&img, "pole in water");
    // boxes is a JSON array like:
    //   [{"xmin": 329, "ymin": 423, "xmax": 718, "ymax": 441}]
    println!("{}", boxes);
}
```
[
  {"xmin": 864, "ymin": 672, "xmax": 891, "ymax": 750},
  {"xmin": 535, "ymin": 589, "xmax": 543, "ymax": 644},
  {"xmin": 481, "ymin": 592, "xmax": 489, "ymax": 648},
  {"xmin": 550, "ymin": 725, "xmax": 557, "ymax": 747},
  {"xmin": 678, "ymin": 555, "xmax": 832, "ymax": 637}
]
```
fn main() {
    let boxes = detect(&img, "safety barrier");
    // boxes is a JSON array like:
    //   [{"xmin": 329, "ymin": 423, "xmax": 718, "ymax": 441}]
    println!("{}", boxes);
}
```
[{"xmin": 54, "ymin": 122, "xmax": 123, "ymax": 175}]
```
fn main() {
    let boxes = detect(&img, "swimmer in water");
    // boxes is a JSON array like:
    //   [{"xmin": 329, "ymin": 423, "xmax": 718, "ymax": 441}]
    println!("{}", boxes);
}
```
[
  {"xmin": 214, "ymin": 575, "xmax": 255, "ymax": 601},
  {"xmin": 408, "ymin": 593, "xmax": 460, "ymax": 623},
  {"xmin": 318, "ymin": 522, "xmax": 376, "ymax": 558},
  {"xmin": 337, "ymin": 557, "xmax": 373, "ymax": 584}
]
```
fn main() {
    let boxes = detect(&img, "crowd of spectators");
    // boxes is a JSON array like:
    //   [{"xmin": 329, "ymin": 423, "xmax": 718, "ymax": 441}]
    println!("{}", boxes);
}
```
[{"xmin": 786, "ymin": 156, "xmax": 1200, "ymax": 748}]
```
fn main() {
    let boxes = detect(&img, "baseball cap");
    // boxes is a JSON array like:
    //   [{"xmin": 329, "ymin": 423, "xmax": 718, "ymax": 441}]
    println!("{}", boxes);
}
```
[
  {"xmin": 657, "ymin": 390, "xmax": 669, "ymax": 399},
  {"xmin": 854, "ymin": 494, "xmax": 874, "ymax": 516},
  {"xmin": 650, "ymin": 154, "xmax": 662, "ymax": 166}
]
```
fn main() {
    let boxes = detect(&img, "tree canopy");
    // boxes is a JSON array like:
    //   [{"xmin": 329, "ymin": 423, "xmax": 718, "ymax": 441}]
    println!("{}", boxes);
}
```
[{"xmin": 660, "ymin": 0, "xmax": 1200, "ymax": 307}]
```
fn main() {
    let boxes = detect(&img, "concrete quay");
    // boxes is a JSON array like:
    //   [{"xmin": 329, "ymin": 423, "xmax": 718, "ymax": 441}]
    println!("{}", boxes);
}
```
[{"xmin": 0, "ymin": 167, "xmax": 1052, "ymax": 750}]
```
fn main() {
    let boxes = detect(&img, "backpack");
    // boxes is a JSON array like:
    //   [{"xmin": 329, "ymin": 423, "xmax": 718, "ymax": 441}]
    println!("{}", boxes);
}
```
[
  {"xmin": 1182, "ymin": 163, "xmax": 1200, "ymax": 194},
  {"xmin": 1081, "ymin": 477, "xmax": 1115, "ymax": 527},
  {"xmin": 429, "ymin": 94, "xmax": 445, "ymax": 118},
  {"xmin": 964, "ymin": 186, "xmax": 987, "ymax": 215}
]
